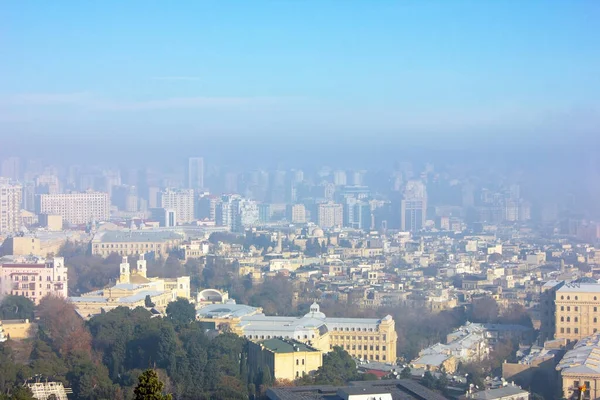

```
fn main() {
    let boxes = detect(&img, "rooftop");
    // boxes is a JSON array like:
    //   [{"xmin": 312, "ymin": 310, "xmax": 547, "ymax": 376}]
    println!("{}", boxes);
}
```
[
  {"xmin": 94, "ymin": 230, "xmax": 183, "ymax": 243},
  {"xmin": 557, "ymin": 332, "xmax": 600, "ymax": 375},
  {"xmin": 557, "ymin": 282, "xmax": 600, "ymax": 293},
  {"xmin": 467, "ymin": 385, "xmax": 529, "ymax": 400},
  {"xmin": 260, "ymin": 338, "xmax": 318, "ymax": 353}
]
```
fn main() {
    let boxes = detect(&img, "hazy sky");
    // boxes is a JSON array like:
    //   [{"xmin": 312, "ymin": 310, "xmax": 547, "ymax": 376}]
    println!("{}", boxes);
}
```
[{"xmin": 1, "ymin": 1, "xmax": 599, "ymax": 158}]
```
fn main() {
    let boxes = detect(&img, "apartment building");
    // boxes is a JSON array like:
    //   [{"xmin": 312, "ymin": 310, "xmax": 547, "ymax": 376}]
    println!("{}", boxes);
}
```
[
  {"xmin": 159, "ymin": 189, "xmax": 194, "ymax": 224},
  {"xmin": 287, "ymin": 204, "xmax": 307, "ymax": 224},
  {"xmin": 317, "ymin": 202, "xmax": 343, "ymax": 229},
  {"xmin": 555, "ymin": 282, "xmax": 600, "ymax": 342},
  {"xmin": 248, "ymin": 338, "xmax": 322, "ymax": 381},
  {"xmin": 37, "ymin": 191, "xmax": 109, "ymax": 225},
  {"xmin": 0, "ymin": 257, "xmax": 68, "ymax": 304},
  {"xmin": 0, "ymin": 182, "xmax": 22, "ymax": 233}
]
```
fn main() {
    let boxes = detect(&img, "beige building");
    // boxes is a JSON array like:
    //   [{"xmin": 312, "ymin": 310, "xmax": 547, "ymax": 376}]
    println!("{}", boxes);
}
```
[
  {"xmin": 287, "ymin": 204, "xmax": 307, "ymax": 224},
  {"xmin": 0, "ymin": 181, "xmax": 22, "ymax": 233},
  {"xmin": 37, "ymin": 191, "xmax": 109, "ymax": 225},
  {"xmin": 39, "ymin": 214, "xmax": 63, "ymax": 231},
  {"xmin": 556, "ymin": 332, "xmax": 600, "ymax": 399},
  {"xmin": 555, "ymin": 282, "xmax": 600, "ymax": 342},
  {"xmin": 0, "ymin": 319, "xmax": 38, "ymax": 340},
  {"xmin": 248, "ymin": 338, "xmax": 322, "ymax": 381},
  {"xmin": 91, "ymin": 230, "xmax": 184, "ymax": 257},
  {"xmin": 197, "ymin": 302, "xmax": 397, "ymax": 363},
  {"xmin": 159, "ymin": 189, "xmax": 195, "ymax": 224},
  {"xmin": 317, "ymin": 202, "xmax": 343, "ymax": 229}
]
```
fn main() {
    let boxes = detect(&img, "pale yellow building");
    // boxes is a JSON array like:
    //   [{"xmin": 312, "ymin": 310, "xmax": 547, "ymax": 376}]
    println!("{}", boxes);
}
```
[
  {"xmin": 248, "ymin": 338, "xmax": 322, "ymax": 381},
  {"xmin": 39, "ymin": 214, "xmax": 63, "ymax": 231},
  {"xmin": 37, "ymin": 191, "xmax": 109, "ymax": 225},
  {"xmin": 555, "ymin": 282, "xmax": 600, "ymax": 342},
  {"xmin": 556, "ymin": 332, "xmax": 600, "ymax": 399},
  {"xmin": 0, "ymin": 319, "xmax": 38, "ymax": 340},
  {"xmin": 70, "ymin": 254, "xmax": 191, "ymax": 319},
  {"xmin": 197, "ymin": 302, "xmax": 397, "ymax": 363}
]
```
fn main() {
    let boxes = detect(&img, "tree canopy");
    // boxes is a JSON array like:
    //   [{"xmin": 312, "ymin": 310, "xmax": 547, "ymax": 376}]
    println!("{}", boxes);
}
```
[{"xmin": 133, "ymin": 369, "xmax": 172, "ymax": 400}]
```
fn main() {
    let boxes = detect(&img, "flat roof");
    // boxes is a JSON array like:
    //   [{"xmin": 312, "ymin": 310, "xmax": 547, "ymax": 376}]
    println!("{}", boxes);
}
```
[
  {"xmin": 94, "ymin": 230, "xmax": 183, "ymax": 243},
  {"xmin": 260, "ymin": 338, "xmax": 318, "ymax": 353}
]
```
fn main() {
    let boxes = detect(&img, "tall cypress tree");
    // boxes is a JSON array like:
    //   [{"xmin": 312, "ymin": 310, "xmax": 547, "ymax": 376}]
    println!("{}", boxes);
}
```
[{"xmin": 134, "ymin": 369, "xmax": 172, "ymax": 400}]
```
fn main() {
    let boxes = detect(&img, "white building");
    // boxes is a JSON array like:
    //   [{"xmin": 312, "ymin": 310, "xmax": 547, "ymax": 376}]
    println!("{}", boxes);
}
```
[
  {"xmin": 0, "ymin": 181, "xmax": 22, "ymax": 233},
  {"xmin": 159, "ymin": 189, "xmax": 195, "ymax": 224},
  {"xmin": 287, "ymin": 204, "xmax": 307, "ymax": 224},
  {"xmin": 37, "ymin": 191, "xmax": 109, "ymax": 225},
  {"xmin": 0, "ymin": 257, "xmax": 68, "ymax": 304},
  {"xmin": 317, "ymin": 202, "xmax": 343, "ymax": 229}
]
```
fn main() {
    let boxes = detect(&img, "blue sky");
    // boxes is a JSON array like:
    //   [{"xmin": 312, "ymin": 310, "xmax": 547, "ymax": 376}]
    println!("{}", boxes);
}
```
[{"xmin": 1, "ymin": 1, "xmax": 599, "ymax": 149}]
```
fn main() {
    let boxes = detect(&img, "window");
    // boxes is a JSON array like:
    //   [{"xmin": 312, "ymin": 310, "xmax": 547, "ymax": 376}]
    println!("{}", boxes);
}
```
[
  {"xmin": 567, "ymin": 296, "xmax": 570, "ymax": 300},
  {"xmin": 561, "ymin": 317, "xmax": 564, "ymax": 322},
  {"xmin": 575, "ymin": 328, "xmax": 579, "ymax": 334},
  {"xmin": 561, "ymin": 296, "xmax": 564, "ymax": 300},
  {"xmin": 382, "ymin": 346, "xmax": 386, "ymax": 351},
  {"xmin": 561, "ymin": 328, "xmax": 565, "ymax": 333},
  {"xmin": 575, "ymin": 296, "xmax": 578, "ymax": 300},
  {"xmin": 595, "ymin": 307, "xmax": 598, "ymax": 312},
  {"xmin": 575, "ymin": 306, "xmax": 578, "ymax": 311},
  {"xmin": 567, "ymin": 317, "xmax": 570, "ymax": 322},
  {"xmin": 567, "ymin": 306, "xmax": 571, "ymax": 312},
  {"xmin": 302, "ymin": 359, "xmax": 305, "ymax": 365},
  {"xmin": 595, "ymin": 318, "xmax": 598, "ymax": 323},
  {"xmin": 595, "ymin": 297, "xmax": 598, "ymax": 301},
  {"xmin": 567, "ymin": 328, "xmax": 571, "ymax": 333},
  {"xmin": 575, "ymin": 317, "xmax": 578, "ymax": 322},
  {"xmin": 561, "ymin": 306, "xmax": 564, "ymax": 311},
  {"xmin": 296, "ymin": 359, "xmax": 299, "ymax": 365}
]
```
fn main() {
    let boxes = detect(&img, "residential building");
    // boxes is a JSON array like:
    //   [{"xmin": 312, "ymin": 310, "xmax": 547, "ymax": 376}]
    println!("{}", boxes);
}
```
[
  {"xmin": 0, "ymin": 319, "xmax": 38, "ymax": 340},
  {"xmin": 37, "ymin": 191, "xmax": 109, "ymax": 225},
  {"xmin": 187, "ymin": 157, "xmax": 204, "ymax": 190},
  {"xmin": 159, "ymin": 189, "xmax": 195, "ymax": 224},
  {"xmin": 0, "ymin": 257, "xmax": 68, "ymax": 304},
  {"xmin": 287, "ymin": 204, "xmax": 306, "ymax": 224},
  {"xmin": 0, "ymin": 181, "xmax": 22, "ymax": 233},
  {"xmin": 555, "ymin": 282, "xmax": 600, "ymax": 341},
  {"xmin": 556, "ymin": 332, "xmax": 600, "ymax": 400},
  {"xmin": 248, "ymin": 338, "xmax": 323, "ymax": 381},
  {"xmin": 539, "ymin": 280, "xmax": 565, "ymax": 343},
  {"xmin": 317, "ymin": 202, "xmax": 343, "ymax": 229}
]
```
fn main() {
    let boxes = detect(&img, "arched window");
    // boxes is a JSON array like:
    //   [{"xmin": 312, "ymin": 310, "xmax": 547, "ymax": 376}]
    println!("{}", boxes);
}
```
[
  {"xmin": 561, "ymin": 317, "xmax": 564, "ymax": 322},
  {"xmin": 567, "ymin": 317, "xmax": 570, "ymax": 322},
  {"xmin": 567, "ymin": 296, "xmax": 570, "ymax": 300},
  {"xmin": 575, "ymin": 317, "xmax": 578, "ymax": 322}
]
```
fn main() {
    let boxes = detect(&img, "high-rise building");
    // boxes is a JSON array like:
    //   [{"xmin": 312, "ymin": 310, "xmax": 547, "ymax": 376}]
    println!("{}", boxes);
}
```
[
  {"xmin": 287, "ymin": 204, "xmax": 306, "ymax": 224},
  {"xmin": 332, "ymin": 170, "xmax": 347, "ymax": 186},
  {"xmin": 0, "ymin": 181, "xmax": 22, "ymax": 233},
  {"xmin": 317, "ymin": 202, "xmax": 343, "ymax": 229},
  {"xmin": 343, "ymin": 198, "xmax": 371, "ymax": 230},
  {"xmin": 159, "ymin": 189, "xmax": 195, "ymax": 224},
  {"xmin": 111, "ymin": 185, "xmax": 138, "ymax": 212},
  {"xmin": 187, "ymin": 157, "xmax": 204, "ymax": 190},
  {"xmin": 1, "ymin": 157, "xmax": 21, "ymax": 181},
  {"xmin": 400, "ymin": 180, "xmax": 427, "ymax": 232},
  {"xmin": 37, "ymin": 191, "xmax": 109, "ymax": 225}
]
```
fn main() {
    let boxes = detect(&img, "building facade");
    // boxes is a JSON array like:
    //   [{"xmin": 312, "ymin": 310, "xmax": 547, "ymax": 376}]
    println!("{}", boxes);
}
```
[
  {"xmin": 37, "ymin": 191, "xmax": 109, "ymax": 225},
  {"xmin": 400, "ymin": 180, "xmax": 427, "ymax": 232},
  {"xmin": 556, "ymin": 332, "xmax": 600, "ymax": 400},
  {"xmin": 0, "ymin": 257, "xmax": 68, "ymax": 304},
  {"xmin": 91, "ymin": 230, "xmax": 184, "ymax": 257},
  {"xmin": 317, "ymin": 202, "xmax": 343, "ymax": 229},
  {"xmin": 287, "ymin": 204, "xmax": 306, "ymax": 224},
  {"xmin": 0, "ymin": 181, "xmax": 22, "ymax": 233},
  {"xmin": 555, "ymin": 282, "xmax": 600, "ymax": 342},
  {"xmin": 159, "ymin": 189, "xmax": 195, "ymax": 224},
  {"xmin": 248, "ymin": 338, "xmax": 322, "ymax": 381},
  {"xmin": 187, "ymin": 157, "xmax": 205, "ymax": 190}
]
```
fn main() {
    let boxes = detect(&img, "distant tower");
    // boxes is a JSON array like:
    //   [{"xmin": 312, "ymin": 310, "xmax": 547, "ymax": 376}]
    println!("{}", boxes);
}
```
[
  {"xmin": 137, "ymin": 253, "xmax": 147, "ymax": 278},
  {"xmin": 119, "ymin": 256, "xmax": 130, "ymax": 283},
  {"xmin": 275, "ymin": 232, "xmax": 283, "ymax": 253}
]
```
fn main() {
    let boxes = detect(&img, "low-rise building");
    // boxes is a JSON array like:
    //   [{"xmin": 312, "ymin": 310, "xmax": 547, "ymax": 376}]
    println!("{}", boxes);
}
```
[
  {"xmin": 248, "ymin": 338, "xmax": 322, "ymax": 381},
  {"xmin": 556, "ymin": 332, "xmax": 600, "ymax": 400},
  {"xmin": 91, "ymin": 230, "xmax": 184, "ymax": 257},
  {"xmin": 0, "ymin": 319, "xmax": 38, "ymax": 340}
]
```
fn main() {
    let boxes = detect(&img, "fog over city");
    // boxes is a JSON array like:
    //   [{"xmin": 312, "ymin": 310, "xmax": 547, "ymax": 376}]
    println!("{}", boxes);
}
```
[{"xmin": 1, "ymin": 2, "xmax": 600, "ymax": 400}]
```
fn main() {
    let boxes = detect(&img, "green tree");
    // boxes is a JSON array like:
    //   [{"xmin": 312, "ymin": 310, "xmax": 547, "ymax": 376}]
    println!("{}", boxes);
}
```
[
  {"xmin": 144, "ymin": 295, "xmax": 155, "ymax": 308},
  {"xmin": 134, "ymin": 369, "xmax": 172, "ymax": 400},
  {"xmin": 166, "ymin": 298, "xmax": 196, "ymax": 326},
  {"xmin": 400, "ymin": 366, "xmax": 412, "ymax": 379},
  {"xmin": 421, "ymin": 371, "xmax": 436, "ymax": 389},
  {"xmin": 0, "ymin": 295, "xmax": 35, "ymax": 320},
  {"xmin": 313, "ymin": 347, "xmax": 358, "ymax": 385}
]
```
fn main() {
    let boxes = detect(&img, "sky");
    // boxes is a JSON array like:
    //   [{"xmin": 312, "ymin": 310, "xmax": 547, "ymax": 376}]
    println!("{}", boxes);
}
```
[{"xmin": 1, "ymin": 1, "xmax": 600, "ymax": 161}]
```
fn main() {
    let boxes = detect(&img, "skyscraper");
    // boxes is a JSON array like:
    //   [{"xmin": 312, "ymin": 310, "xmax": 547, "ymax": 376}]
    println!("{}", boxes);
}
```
[
  {"xmin": 400, "ymin": 180, "xmax": 427, "ymax": 232},
  {"xmin": 187, "ymin": 157, "xmax": 204, "ymax": 190},
  {"xmin": 159, "ymin": 189, "xmax": 195, "ymax": 224},
  {"xmin": 0, "ymin": 181, "xmax": 22, "ymax": 233}
]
